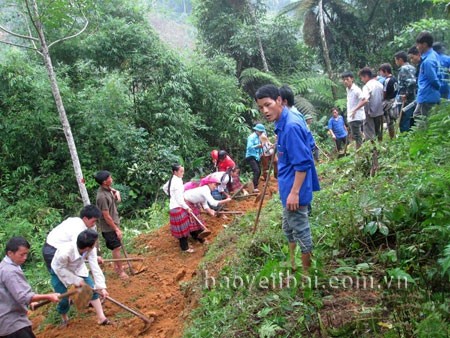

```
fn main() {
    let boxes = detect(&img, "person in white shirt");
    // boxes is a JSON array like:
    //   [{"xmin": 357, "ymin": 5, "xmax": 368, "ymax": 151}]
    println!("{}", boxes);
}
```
[
  {"xmin": 200, "ymin": 171, "xmax": 232, "ymax": 203},
  {"xmin": 184, "ymin": 176, "xmax": 232, "ymax": 216},
  {"xmin": 51, "ymin": 229, "xmax": 111, "ymax": 326},
  {"xmin": 351, "ymin": 67, "xmax": 385, "ymax": 142},
  {"xmin": 341, "ymin": 71, "xmax": 366, "ymax": 149},
  {"xmin": 163, "ymin": 164, "xmax": 207, "ymax": 253},
  {"xmin": 42, "ymin": 205, "xmax": 103, "ymax": 272}
]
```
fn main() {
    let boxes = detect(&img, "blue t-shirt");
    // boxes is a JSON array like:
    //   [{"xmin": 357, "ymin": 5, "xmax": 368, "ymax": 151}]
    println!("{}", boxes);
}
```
[
  {"xmin": 327, "ymin": 115, "xmax": 347, "ymax": 138},
  {"xmin": 275, "ymin": 107, "xmax": 320, "ymax": 208},
  {"xmin": 436, "ymin": 53, "xmax": 450, "ymax": 99},
  {"xmin": 245, "ymin": 132, "xmax": 262, "ymax": 160},
  {"xmin": 417, "ymin": 49, "xmax": 441, "ymax": 104}
]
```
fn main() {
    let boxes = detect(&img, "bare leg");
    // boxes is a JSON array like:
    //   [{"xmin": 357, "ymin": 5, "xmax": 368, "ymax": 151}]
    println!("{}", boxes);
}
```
[
  {"xmin": 90, "ymin": 298, "xmax": 107, "ymax": 324},
  {"xmin": 112, "ymin": 247, "xmax": 128, "ymax": 279},
  {"xmin": 61, "ymin": 313, "xmax": 69, "ymax": 323},
  {"xmin": 288, "ymin": 242, "xmax": 296, "ymax": 271},
  {"xmin": 302, "ymin": 252, "xmax": 311, "ymax": 271}
]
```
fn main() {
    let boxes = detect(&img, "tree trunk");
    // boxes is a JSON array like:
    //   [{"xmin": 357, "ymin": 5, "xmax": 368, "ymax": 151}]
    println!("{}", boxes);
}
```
[
  {"xmin": 318, "ymin": 0, "xmax": 337, "ymax": 100},
  {"xmin": 30, "ymin": 0, "xmax": 90, "ymax": 205},
  {"xmin": 257, "ymin": 34, "xmax": 269, "ymax": 72},
  {"xmin": 249, "ymin": 4, "xmax": 269, "ymax": 72}
]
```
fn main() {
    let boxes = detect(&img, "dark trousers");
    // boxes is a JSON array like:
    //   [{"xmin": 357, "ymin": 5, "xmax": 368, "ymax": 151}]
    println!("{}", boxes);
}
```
[
  {"xmin": 335, "ymin": 136, "xmax": 347, "ymax": 151},
  {"xmin": 349, "ymin": 120, "xmax": 363, "ymax": 148},
  {"xmin": 246, "ymin": 156, "xmax": 261, "ymax": 189},
  {"xmin": 42, "ymin": 242, "xmax": 57, "ymax": 271},
  {"xmin": 399, "ymin": 105, "xmax": 414, "ymax": 132},
  {"xmin": 179, "ymin": 230, "xmax": 204, "ymax": 250},
  {"xmin": 1, "ymin": 326, "xmax": 36, "ymax": 338}
]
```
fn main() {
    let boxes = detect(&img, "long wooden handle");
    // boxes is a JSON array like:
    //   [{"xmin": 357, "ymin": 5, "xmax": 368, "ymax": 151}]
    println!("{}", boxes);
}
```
[
  {"xmin": 106, "ymin": 296, "xmax": 154, "ymax": 324},
  {"xmin": 102, "ymin": 258, "xmax": 143, "ymax": 263},
  {"xmin": 189, "ymin": 211, "xmax": 207, "ymax": 230},
  {"xmin": 253, "ymin": 149, "xmax": 276, "ymax": 234},
  {"xmin": 121, "ymin": 242, "xmax": 136, "ymax": 275},
  {"xmin": 31, "ymin": 288, "xmax": 79, "ymax": 310}
]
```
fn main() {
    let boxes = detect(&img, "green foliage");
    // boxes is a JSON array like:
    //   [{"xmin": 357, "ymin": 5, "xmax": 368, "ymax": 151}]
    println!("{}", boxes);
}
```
[
  {"xmin": 185, "ymin": 105, "xmax": 450, "ymax": 337},
  {"xmin": 393, "ymin": 18, "xmax": 450, "ymax": 50}
]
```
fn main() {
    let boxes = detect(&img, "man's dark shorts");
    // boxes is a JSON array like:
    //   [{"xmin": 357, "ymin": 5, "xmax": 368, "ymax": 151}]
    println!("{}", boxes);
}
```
[{"xmin": 102, "ymin": 231, "xmax": 121, "ymax": 250}]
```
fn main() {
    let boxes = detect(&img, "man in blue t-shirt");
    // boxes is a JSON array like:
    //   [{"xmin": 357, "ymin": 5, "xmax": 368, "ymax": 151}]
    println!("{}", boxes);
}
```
[
  {"xmin": 327, "ymin": 108, "xmax": 348, "ymax": 152},
  {"xmin": 414, "ymin": 31, "xmax": 441, "ymax": 117},
  {"xmin": 432, "ymin": 42, "xmax": 450, "ymax": 99},
  {"xmin": 255, "ymin": 84, "xmax": 320, "ymax": 272}
]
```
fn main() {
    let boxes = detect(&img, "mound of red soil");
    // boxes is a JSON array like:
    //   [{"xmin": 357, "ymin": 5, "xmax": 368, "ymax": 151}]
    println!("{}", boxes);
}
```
[{"xmin": 33, "ymin": 178, "xmax": 278, "ymax": 338}]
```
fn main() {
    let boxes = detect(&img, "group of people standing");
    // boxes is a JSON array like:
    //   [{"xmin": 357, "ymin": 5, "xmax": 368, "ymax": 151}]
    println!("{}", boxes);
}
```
[{"xmin": 336, "ymin": 31, "xmax": 448, "ymax": 151}]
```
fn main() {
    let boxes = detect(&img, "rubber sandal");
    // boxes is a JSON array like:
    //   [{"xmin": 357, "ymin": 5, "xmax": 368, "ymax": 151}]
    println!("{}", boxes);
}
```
[
  {"xmin": 184, "ymin": 248, "xmax": 195, "ymax": 253},
  {"xmin": 99, "ymin": 318, "xmax": 113, "ymax": 326}
]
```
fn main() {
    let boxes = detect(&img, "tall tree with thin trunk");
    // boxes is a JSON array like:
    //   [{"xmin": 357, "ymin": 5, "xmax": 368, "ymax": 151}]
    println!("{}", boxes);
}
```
[
  {"xmin": 0, "ymin": 0, "xmax": 90, "ymax": 205},
  {"xmin": 280, "ymin": 0, "xmax": 346, "ymax": 100},
  {"xmin": 248, "ymin": 0, "xmax": 269, "ymax": 72},
  {"xmin": 317, "ymin": 0, "xmax": 336, "ymax": 99}
]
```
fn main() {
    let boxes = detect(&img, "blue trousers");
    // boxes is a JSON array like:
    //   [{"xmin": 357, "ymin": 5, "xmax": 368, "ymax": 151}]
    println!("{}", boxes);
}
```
[{"xmin": 50, "ymin": 270, "xmax": 98, "ymax": 314}]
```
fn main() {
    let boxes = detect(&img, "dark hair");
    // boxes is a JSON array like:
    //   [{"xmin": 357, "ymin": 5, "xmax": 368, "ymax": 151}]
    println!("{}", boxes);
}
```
[
  {"xmin": 340, "ymin": 71, "xmax": 354, "ymax": 79},
  {"xmin": 331, "ymin": 107, "xmax": 339, "ymax": 113},
  {"xmin": 394, "ymin": 51, "xmax": 408, "ymax": 62},
  {"xmin": 279, "ymin": 85, "xmax": 295, "ymax": 107},
  {"xmin": 408, "ymin": 45, "xmax": 420, "ymax": 55},
  {"xmin": 416, "ymin": 31, "xmax": 433, "ymax": 47},
  {"xmin": 379, "ymin": 63, "xmax": 392, "ymax": 74},
  {"xmin": 94, "ymin": 170, "xmax": 111, "ymax": 185},
  {"xmin": 80, "ymin": 205, "xmax": 102, "ymax": 219},
  {"xmin": 5, "ymin": 236, "xmax": 30, "ymax": 254},
  {"xmin": 255, "ymin": 84, "xmax": 280, "ymax": 101},
  {"xmin": 358, "ymin": 67, "xmax": 372, "ymax": 78},
  {"xmin": 432, "ymin": 42, "xmax": 445, "ymax": 54},
  {"xmin": 171, "ymin": 163, "xmax": 181, "ymax": 173},
  {"xmin": 77, "ymin": 229, "xmax": 98, "ymax": 250},
  {"xmin": 218, "ymin": 150, "xmax": 227, "ymax": 160}
]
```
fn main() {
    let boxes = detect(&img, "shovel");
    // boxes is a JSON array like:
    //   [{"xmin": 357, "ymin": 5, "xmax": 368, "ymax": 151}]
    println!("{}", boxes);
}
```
[
  {"xmin": 189, "ymin": 211, "xmax": 211, "ymax": 239},
  {"xmin": 31, "ymin": 284, "xmax": 93, "ymax": 311},
  {"xmin": 104, "ymin": 295, "xmax": 154, "ymax": 335},
  {"xmin": 120, "ymin": 242, "xmax": 137, "ymax": 276},
  {"xmin": 253, "ymin": 150, "xmax": 276, "ymax": 234},
  {"xmin": 102, "ymin": 257, "xmax": 144, "ymax": 263}
]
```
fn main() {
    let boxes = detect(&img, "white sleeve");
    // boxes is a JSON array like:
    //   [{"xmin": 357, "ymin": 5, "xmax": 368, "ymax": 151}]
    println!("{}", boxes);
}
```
[
  {"xmin": 86, "ymin": 248, "xmax": 106, "ymax": 290},
  {"xmin": 202, "ymin": 187, "xmax": 219, "ymax": 208},
  {"xmin": 172, "ymin": 179, "xmax": 190, "ymax": 210},
  {"xmin": 51, "ymin": 250, "xmax": 83, "ymax": 287},
  {"xmin": 361, "ymin": 85, "xmax": 370, "ymax": 100}
]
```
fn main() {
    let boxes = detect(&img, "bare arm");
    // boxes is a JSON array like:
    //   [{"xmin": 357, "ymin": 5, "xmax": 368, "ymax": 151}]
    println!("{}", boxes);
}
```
[
  {"xmin": 350, "ymin": 98, "xmax": 368, "ymax": 117},
  {"xmin": 102, "ymin": 210, "xmax": 122, "ymax": 240},
  {"xmin": 286, "ymin": 171, "xmax": 306, "ymax": 211}
]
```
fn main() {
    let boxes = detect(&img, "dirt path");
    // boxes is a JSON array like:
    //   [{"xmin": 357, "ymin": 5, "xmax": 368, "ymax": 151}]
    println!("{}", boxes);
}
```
[{"xmin": 33, "ymin": 182, "xmax": 276, "ymax": 338}]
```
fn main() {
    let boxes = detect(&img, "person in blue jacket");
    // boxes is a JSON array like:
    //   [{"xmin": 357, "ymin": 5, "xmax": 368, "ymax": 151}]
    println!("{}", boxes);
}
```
[
  {"xmin": 255, "ymin": 84, "xmax": 320, "ymax": 272},
  {"xmin": 245, "ymin": 123, "xmax": 265, "ymax": 192},
  {"xmin": 414, "ymin": 32, "xmax": 441, "ymax": 117},
  {"xmin": 432, "ymin": 42, "xmax": 450, "ymax": 99}
]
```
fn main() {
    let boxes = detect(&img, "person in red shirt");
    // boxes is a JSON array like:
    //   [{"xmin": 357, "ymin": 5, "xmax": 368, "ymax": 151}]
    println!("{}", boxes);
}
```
[{"xmin": 211, "ymin": 150, "xmax": 236, "ymax": 172}]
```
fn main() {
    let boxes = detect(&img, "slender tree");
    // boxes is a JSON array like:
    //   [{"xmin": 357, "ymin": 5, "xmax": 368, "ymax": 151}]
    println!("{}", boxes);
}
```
[
  {"xmin": 0, "ymin": 0, "xmax": 90, "ymax": 205},
  {"xmin": 281, "ymin": 0, "xmax": 338, "ymax": 99}
]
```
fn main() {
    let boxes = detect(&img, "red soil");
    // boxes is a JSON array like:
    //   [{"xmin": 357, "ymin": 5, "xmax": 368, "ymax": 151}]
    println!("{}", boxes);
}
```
[{"xmin": 32, "ymin": 179, "xmax": 277, "ymax": 338}]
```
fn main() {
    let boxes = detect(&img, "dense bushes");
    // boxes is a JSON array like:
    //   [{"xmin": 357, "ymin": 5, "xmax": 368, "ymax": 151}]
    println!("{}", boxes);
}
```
[{"xmin": 185, "ymin": 105, "xmax": 450, "ymax": 337}]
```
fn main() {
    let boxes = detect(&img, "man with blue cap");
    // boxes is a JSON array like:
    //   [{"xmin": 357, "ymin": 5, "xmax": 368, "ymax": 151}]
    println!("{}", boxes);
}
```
[{"xmin": 245, "ymin": 123, "xmax": 265, "ymax": 192}]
